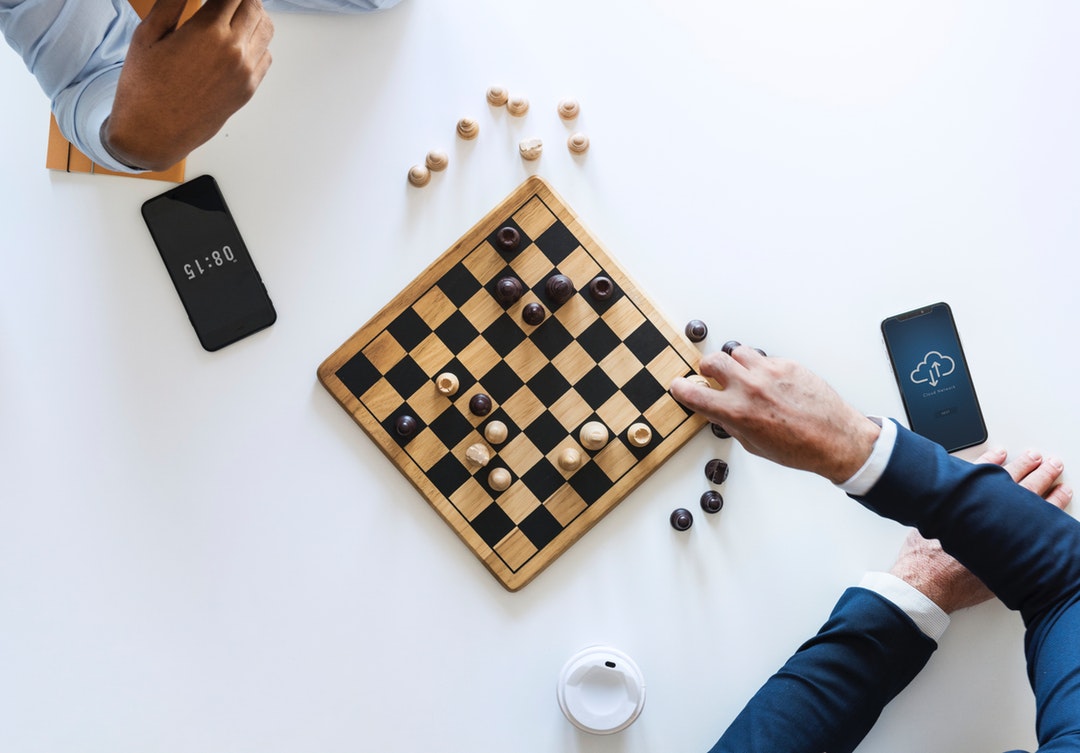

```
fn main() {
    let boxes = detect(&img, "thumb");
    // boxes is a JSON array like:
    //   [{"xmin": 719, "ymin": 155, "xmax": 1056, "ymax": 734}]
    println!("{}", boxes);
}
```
[{"xmin": 140, "ymin": 0, "xmax": 190, "ymax": 38}]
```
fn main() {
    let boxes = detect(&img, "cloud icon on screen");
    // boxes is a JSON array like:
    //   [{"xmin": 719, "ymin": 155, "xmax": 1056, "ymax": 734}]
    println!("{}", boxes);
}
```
[{"xmin": 910, "ymin": 351, "xmax": 956, "ymax": 388}]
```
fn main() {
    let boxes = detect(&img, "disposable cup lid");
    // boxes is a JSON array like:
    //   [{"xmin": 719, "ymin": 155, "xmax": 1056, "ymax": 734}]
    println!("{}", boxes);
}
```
[{"xmin": 556, "ymin": 645, "xmax": 646, "ymax": 735}]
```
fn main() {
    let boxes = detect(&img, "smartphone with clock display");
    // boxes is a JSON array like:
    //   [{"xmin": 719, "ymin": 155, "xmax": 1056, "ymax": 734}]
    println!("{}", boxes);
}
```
[
  {"xmin": 141, "ymin": 175, "xmax": 276, "ymax": 351},
  {"xmin": 881, "ymin": 302, "xmax": 987, "ymax": 452}
]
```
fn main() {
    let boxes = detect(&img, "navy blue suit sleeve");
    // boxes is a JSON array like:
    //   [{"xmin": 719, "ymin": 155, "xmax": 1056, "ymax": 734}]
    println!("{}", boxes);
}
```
[
  {"xmin": 708, "ymin": 587, "xmax": 936, "ymax": 753},
  {"xmin": 855, "ymin": 424, "xmax": 1080, "ymax": 752}
]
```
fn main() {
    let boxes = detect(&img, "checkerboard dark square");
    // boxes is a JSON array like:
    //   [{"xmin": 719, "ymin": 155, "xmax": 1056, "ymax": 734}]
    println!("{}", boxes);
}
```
[
  {"xmin": 480, "ymin": 360, "xmax": 526, "ymax": 404},
  {"xmin": 387, "ymin": 308, "xmax": 432, "ymax": 352},
  {"xmin": 482, "ymin": 314, "xmax": 528, "ymax": 358},
  {"xmin": 622, "ymin": 370, "xmax": 668, "ymax": 413},
  {"xmin": 531, "ymin": 317, "xmax": 574, "ymax": 360},
  {"xmin": 435, "ymin": 311, "xmax": 481, "ymax": 353},
  {"xmin": 534, "ymin": 221, "xmax": 579, "ymax": 265},
  {"xmin": 471, "ymin": 502, "xmax": 516, "ymax": 549},
  {"xmin": 438, "ymin": 263, "xmax": 483, "ymax": 306},
  {"xmin": 385, "ymin": 356, "xmax": 429, "ymax": 401},
  {"xmin": 521, "ymin": 410, "xmax": 566, "ymax": 454},
  {"xmin": 576, "ymin": 319, "xmax": 621, "ymax": 361},
  {"xmin": 567, "ymin": 462, "xmax": 613, "ymax": 504},
  {"xmin": 574, "ymin": 366, "xmax": 620, "ymax": 410},
  {"xmin": 335, "ymin": 352, "xmax": 381, "ymax": 401},
  {"xmin": 427, "ymin": 454, "xmax": 471, "ymax": 498},
  {"xmin": 428, "ymin": 409, "xmax": 475, "ymax": 450},
  {"xmin": 519, "ymin": 506, "xmax": 563, "ymax": 550},
  {"xmin": 527, "ymin": 363, "xmax": 572, "ymax": 406},
  {"xmin": 520, "ymin": 459, "xmax": 565, "ymax": 502},
  {"xmin": 624, "ymin": 322, "xmax": 670, "ymax": 364}
]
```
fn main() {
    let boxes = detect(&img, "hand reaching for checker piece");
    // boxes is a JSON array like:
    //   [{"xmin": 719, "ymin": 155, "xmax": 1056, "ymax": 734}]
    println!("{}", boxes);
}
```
[
  {"xmin": 670, "ymin": 341, "xmax": 1072, "ymax": 614},
  {"xmin": 670, "ymin": 341, "xmax": 883, "ymax": 485}
]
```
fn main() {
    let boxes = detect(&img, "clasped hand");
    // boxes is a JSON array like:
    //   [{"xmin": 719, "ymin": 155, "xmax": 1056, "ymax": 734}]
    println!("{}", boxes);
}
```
[{"xmin": 104, "ymin": 0, "xmax": 274, "ymax": 171}]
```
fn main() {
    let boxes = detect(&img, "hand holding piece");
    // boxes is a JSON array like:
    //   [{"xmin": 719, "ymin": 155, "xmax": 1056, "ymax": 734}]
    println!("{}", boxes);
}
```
[
  {"xmin": 670, "ymin": 343, "xmax": 880, "ymax": 484},
  {"xmin": 103, "ymin": 0, "xmax": 274, "ymax": 171},
  {"xmin": 889, "ymin": 447, "xmax": 1072, "ymax": 614}
]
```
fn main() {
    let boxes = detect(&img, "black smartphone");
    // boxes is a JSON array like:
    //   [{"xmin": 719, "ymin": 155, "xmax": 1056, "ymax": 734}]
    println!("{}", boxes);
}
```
[
  {"xmin": 881, "ymin": 302, "xmax": 987, "ymax": 452},
  {"xmin": 141, "ymin": 175, "xmax": 276, "ymax": 351}
]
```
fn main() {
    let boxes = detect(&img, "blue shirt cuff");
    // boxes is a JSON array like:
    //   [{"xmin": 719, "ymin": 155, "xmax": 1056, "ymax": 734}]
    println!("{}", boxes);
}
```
[{"xmin": 56, "ymin": 66, "xmax": 143, "ymax": 173}]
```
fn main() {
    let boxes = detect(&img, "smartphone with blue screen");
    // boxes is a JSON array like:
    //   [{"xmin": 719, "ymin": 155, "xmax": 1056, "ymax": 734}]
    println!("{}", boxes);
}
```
[
  {"xmin": 881, "ymin": 302, "xmax": 987, "ymax": 452},
  {"xmin": 142, "ymin": 175, "xmax": 276, "ymax": 351}
]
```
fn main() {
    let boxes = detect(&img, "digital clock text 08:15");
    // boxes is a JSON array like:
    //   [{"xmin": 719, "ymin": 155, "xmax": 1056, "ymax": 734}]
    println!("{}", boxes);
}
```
[{"xmin": 184, "ymin": 246, "xmax": 238, "ymax": 280}]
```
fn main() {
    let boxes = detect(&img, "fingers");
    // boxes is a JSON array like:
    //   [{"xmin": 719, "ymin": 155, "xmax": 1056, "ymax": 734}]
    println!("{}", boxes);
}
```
[
  {"xmin": 669, "ymin": 374, "xmax": 725, "ymax": 422},
  {"xmin": 973, "ymin": 447, "xmax": 1072, "ymax": 511},
  {"xmin": 197, "ymin": 0, "xmax": 270, "ymax": 34},
  {"xmin": 232, "ymin": 0, "xmax": 272, "ymax": 39},
  {"xmin": 974, "ymin": 447, "xmax": 1008, "ymax": 467},
  {"xmin": 143, "ymin": 0, "xmax": 191, "ymax": 38},
  {"xmin": 697, "ymin": 342, "xmax": 767, "ymax": 387},
  {"xmin": 1002, "ymin": 450, "xmax": 1061, "ymax": 494},
  {"xmin": 1046, "ymin": 484, "xmax": 1074, "ymax": 511},
  {"xmin": 196, "ymin": 0, "xmax": 246, "ymax": 22}
]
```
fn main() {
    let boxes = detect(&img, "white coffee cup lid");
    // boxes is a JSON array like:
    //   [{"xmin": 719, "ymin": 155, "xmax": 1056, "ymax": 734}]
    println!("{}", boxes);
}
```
[{"xmin": 556, "ymin": 645, "xmax": 646, "ymax": 734}]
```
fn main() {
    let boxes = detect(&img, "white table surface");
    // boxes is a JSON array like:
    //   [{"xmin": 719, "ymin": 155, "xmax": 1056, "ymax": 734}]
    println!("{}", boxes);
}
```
[{"xmin": 2, "ymin": 2, "xmax": 1077, "ymax": 751}]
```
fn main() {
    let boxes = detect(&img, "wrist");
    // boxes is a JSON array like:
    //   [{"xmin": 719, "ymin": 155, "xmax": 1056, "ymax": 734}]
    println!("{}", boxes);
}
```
[
  {"xmin": 823, "ymin": 414, "xmax": 882, "ymax": 484},
  {"xmin": 100, "ymin": 115, "xmax": 176, "ymax": 173}
]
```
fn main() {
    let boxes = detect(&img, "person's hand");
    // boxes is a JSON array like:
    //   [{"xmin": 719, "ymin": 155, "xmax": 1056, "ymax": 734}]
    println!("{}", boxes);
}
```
[
  {"xmin": 103, "ymin": 0, "xmax": 274, "ymax": 171},
  {"xmin": 670, "ymin": 344, "xmax": 881, "ymax": 484},
  {"xmin": 888, "ymin": 447, "xmax": 1072, "ymax": 614}
]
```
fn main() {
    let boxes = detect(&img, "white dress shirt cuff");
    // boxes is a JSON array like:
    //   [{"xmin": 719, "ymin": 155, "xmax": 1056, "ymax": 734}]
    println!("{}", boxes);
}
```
[
  {"xmin": 859, "ymin": 571, "xmax": 951, "ymax": 641},
  {"xmin": 836, "ymin": 416, "xmax": 897, "ymax": 496}
]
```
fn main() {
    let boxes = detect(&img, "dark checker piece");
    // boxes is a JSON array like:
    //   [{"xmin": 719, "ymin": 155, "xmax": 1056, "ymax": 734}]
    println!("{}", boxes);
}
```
[
  {"xmin": 317, "ymin": 176, "xmax": 706, "ymax": 592},
  {"xmin": 522, "ymin": 302, "xmax": 546, "ymax": 325},
  {"xmin": 588, "ymin": 275, "xmax": 614, "ymax": 301},
  {"xmin": 496, "ymin": 226, "xmax": 521, "ymax": 253},
  {"xmin": 545, "ymin": 274, "xmax": 575, "ymax": 305},
  {"xmin": 469, "ymin": 393, "xmax": 492, "ymax": 416},
  {"xmin": 700, "ymin": 490, "xmax": 724, "ymax": 513},
  {"xmin": 495, "ymin": 276, "xmax": 524, "ymax": 305},
  {"xmin": 710, "ymin": 423, "xmax": 732, "ymax": 439},
  {"xmin": 395, "ymin": 415, "xmax": 417, "ymax": 437},
  {"xmin": 670, "ymin": 508, "xmax": 694, "ymax": 531},
  {"xmin": 685, "ymin": 319, "xmax": 708, "ymax": 343},
  {"xmin": 705, "ymin": 458, "xmax": 729, "ymax": 484}
]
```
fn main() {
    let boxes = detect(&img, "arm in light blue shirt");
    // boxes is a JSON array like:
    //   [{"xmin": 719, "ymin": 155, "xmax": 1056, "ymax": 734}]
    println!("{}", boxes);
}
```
[
  {"xmin": 0, "ymin": 0, "xmax": 402, "ymax": 173},
  {"xmin": 0, "ymin": 0, "xmax": 140, "ymax": 172}
]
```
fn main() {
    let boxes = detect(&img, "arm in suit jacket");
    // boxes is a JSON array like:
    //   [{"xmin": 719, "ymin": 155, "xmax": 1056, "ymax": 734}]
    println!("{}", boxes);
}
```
[
  {"xmin": 708, "ymin": 587, "xmax": 936, "ymax": 753},
  {"xmin": 709, "ymin": 424, "xmax": 1080, "ymax": 753},
  {"xmin": 857, "ymin": 423, "xmax": 1080, "ymax": 752}
]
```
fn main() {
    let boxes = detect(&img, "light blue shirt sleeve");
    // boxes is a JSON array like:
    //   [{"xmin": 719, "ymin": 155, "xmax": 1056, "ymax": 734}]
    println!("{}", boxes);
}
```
[
  {"xmin": 1, "ymin": 0, "xmax": 402, "ymax": 173},
  {"xmin": 0, "ymin": 0, "xmax": 140, "ymax": 172}
]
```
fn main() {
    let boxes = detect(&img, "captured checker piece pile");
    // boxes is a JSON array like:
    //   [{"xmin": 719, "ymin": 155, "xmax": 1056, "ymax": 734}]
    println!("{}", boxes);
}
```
[{"xmin": 318, "ymin": 177, "xmax": 706, "ymax": 590}]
